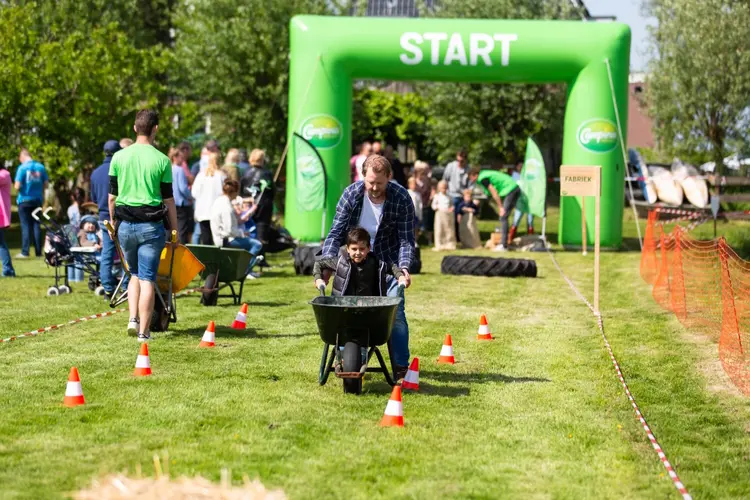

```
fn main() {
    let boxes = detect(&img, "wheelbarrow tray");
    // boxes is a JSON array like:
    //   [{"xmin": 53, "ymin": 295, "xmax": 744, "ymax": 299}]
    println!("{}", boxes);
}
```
[
  {"xmin": 309, "ymin": 295, "xmax": 401, "ymax": 347},
  {"xmin": 186, "ymin": 245, "xmax": 252, "ymax": 305}
]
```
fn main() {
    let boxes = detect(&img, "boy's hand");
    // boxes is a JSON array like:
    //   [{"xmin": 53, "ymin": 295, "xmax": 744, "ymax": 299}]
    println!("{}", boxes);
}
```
[{"xmin": 314, "ymin": 279, "xmax": 326, "ymax": 290}]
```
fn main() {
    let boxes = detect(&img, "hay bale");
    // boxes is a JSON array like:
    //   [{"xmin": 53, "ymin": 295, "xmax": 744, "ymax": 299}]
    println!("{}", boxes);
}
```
[{"xmin": 75, "ymin": 473, "xmax": 286, "ymax": 500}]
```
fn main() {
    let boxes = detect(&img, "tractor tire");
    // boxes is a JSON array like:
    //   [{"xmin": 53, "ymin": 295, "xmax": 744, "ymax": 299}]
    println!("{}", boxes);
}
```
[
  {"xmin": 293, "ymin": 245, "xmax": 319, "ymax": 276},
  {"xmin": 440, "ymin": 255, "xmax": 537, "ymax": 278}
]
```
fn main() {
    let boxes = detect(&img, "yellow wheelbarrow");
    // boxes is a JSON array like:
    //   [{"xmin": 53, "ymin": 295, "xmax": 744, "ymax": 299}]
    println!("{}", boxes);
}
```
[{"xmin": 104, "ymin": 221, "xmax": 204, "ymax": 332}]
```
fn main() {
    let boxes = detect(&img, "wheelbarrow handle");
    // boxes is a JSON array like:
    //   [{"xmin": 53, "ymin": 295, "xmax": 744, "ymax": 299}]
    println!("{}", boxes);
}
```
[
  {"xmin": 170, "ymin": 230, "xmax": 178, "ymax": 244},
  {"xmin": 318, "ymin": 284, "xmax": 326, "ymax": 296}
]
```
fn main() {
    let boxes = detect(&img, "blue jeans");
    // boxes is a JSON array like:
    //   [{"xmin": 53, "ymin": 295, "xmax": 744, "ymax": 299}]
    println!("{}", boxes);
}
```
[
  {"xmin": 386, "ymin": 275, "xmax": 409, "ymax": 367},
  {"xmin": 118, "ymin": 221, "xmax": 166, "ymax": 283},
  {"xmin": 18, "ymin": 201, "xmax": 42, "ymax": 256},
  {"xmin": 513, "ymin": 209, "xmax": 533, "ymax": 229},
  {"xmin": 191, "ymin": 221, "xmax": 201, "ymax": 244},
  {"xmin": 0, "ymin": 228, "xmax": 15, "ymax": 276},
  {"xmin": 67, "ymin": 265, "xmax": 84, "ymax": 282},
  {"xmin": 227, "ymin": 237, "xmax": 262, "ymax": 273},
  {"xmin": 100, "ymin": 225, "xmax": 116, "ymax": 293}
]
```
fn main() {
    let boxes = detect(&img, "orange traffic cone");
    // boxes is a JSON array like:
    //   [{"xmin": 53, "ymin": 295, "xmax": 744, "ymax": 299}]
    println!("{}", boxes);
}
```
[
  {"xmin": 199, "ymin": 321, "xmax": 216, "ymax": 348},
  {"xmin": 380, "ymin": 385, "xmax": 404, "ymax": 427},
  {"xmin": 63, "ymin": 367, "xmax": 85, "ymax": 407},
  {"xmin": 231, "ymin": 303, "xmax": 248, "ymax": 330},
  {"xmin": 133, "ymin": 343, "xmax": 152, "ymax": 377},
  {"xmin": 438, "ymin": 334, "xmax": 455, "ymax": 364},
  {"xmin": 401, "ymin": 358, "xmax": 419, "ymax": 391},
  {"xmin": 477, "ymin": 314, "xmax": 493, "ymax": 341}
]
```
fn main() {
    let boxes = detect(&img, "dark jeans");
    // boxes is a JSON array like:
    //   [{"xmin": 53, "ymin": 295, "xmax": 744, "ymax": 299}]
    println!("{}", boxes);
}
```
[
  {"xmin": 499, "ymin": 187, "xmax": 521, "ymax": 247},
  {"xmin": 198, "ymin": 220, "xmax": 213, "ymax": 246},
  {"xmin": 176, "ymin": 205, "xmax": 194, "ymax": 244},
  {"xmin": 18, "ymin": 201, "xmax": 42, "ymax": 256},
  {"xmin": 452, "ymin": 196, "xmax": 463, "ymax": 242},
  {"xmin": 0, "ymin": 228, "xmax": 15, "ymax": 276}
]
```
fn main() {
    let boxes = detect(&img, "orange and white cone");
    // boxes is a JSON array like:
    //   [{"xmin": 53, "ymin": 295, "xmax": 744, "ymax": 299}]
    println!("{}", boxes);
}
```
[
  {"xmin": 63, "ymin": 367, "xmax": 85, "ymax": 407},
  {"xmin": 438, "ymin": 334, "xmax": 455, "ymax": 364},
  {"xmin": 231, "ymin": 303, "xmax": 248, "ymax": 330},
  {"xmin": 401, "ymin": 358, "xmax": 419, "ymax": 391},
  {"xmin": 477, "ymin": 314, "xmax": 493, "ymax": 341},
  {"xmin": 199, "ymin": 321, "xmax": 216, "ymax": 348},
  {"xmin": 380, "ymin": 385, "xmax": 404, "ymax": 427},
  {"xmin": 133, "ymin": 343, "xmax": 152, "ymax": 377}
]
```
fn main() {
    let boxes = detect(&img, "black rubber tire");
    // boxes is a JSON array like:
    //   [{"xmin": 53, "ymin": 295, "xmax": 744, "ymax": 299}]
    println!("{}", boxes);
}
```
[
  {"xmin": 440, "ymin": 255, "xmax": 537, "ymax": 278},
  {"xmin": 201, "ymin": 273, "xmax": 219, "ymax": 306},
  {"xmin": 342, "ymin": 342, "xmax": 363, "ymax": 395},
  {"xmin": 293, "ymin": 245, "xmax": 319, "ymax": 276},
  {"xmin": 409, "ymin": 246, "xmax": 422, "ymax": 274},
  {"xmin": 150, "ymin": 297, "xmax": 170, "ymax": 332}
]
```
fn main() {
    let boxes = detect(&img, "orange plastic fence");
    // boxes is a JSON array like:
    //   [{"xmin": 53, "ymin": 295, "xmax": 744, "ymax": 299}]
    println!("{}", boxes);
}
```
[{"xmin": 640, "ymin": 210, "xmax": 750, "ymax": 395}]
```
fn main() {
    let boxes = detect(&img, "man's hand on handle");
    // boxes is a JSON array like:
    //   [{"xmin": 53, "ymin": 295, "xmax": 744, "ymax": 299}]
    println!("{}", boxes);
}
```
[{"xmin": 400, "ymin": 269, "xmax": 411, "ymax": 288}]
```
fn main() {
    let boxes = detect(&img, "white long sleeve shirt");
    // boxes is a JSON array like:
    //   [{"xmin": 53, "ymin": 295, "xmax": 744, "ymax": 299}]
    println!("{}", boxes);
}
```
[
  {"xmin": 209, "ymin": 195, "xmax": 242, "ymax": 246},
  {"xmin": 191, "ymin": 171, "xmax": 226, "ymax": 222}
]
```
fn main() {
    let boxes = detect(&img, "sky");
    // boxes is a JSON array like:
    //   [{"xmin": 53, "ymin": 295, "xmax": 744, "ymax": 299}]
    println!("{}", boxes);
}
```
[{"xmin": 584, "ymin": 0, "xmax": 655, "ymax": 72}]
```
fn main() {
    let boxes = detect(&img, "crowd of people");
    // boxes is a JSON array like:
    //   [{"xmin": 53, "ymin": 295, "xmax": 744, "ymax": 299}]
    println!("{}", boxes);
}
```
[{"xmin": 351, "ymin": 143, "xmax": 534, "ymax": 254}]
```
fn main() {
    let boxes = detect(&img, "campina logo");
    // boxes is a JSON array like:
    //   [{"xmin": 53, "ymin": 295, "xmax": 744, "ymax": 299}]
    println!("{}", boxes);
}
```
[
  {"xmin": 300, "ymin": 114, "xmax": 342, "ymax": 149},
  {"xmin": 577, "ymin": 118, "xmax": 618, "ymax": 154}
]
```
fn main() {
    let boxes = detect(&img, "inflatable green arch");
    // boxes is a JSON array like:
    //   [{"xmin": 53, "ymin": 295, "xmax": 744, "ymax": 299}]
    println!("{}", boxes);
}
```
[{"xmin": 285, "ymin": 15, "xmax": 631, "ymax": 247}]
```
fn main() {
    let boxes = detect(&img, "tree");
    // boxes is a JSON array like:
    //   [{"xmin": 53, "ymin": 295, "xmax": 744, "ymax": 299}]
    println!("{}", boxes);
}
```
[
  {"xmin": 416, "ymin": 0, "xmax": 580, "ymax": 165},
  {"xmin": 0, "ymin": 3, "xmax": 171, "ymax": 206},
  {"xmin": 644, "ymin": 0, "xmax": 750, "ymax": 175},
  {"xmin": 173, "ymin": 0, "xmax": 333, "ymax": 162}
]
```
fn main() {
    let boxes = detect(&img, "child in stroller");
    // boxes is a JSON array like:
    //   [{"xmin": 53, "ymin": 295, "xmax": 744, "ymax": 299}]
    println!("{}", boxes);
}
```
[{"xmin": 34, "ymin": 208, "xmax": 106, "ymax": 296}]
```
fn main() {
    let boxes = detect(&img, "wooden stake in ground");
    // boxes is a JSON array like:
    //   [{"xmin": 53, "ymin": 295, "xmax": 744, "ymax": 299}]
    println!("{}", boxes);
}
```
[{"xmin": 560, "ymin": 165, "xmax": 602, "ymax": 313}]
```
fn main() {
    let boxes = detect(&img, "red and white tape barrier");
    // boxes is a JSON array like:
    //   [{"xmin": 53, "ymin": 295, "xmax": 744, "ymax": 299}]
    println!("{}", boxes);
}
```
[
  {"xmin": 1, "ymin": 288, "xmax": 200, "ymax": 346},
  {"xmin": 1, "ymin": 309, "xmax": 127, "ymax": 345},
  {"xmin": 546, "ymin": 249, "xmax": 692, "ymax": 500}
]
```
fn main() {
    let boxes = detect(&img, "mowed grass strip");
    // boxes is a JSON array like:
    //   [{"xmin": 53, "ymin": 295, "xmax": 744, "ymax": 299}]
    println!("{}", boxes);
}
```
[{"xmin": 0, "ymin": 209, "xmax": 748, "ymax": 499}]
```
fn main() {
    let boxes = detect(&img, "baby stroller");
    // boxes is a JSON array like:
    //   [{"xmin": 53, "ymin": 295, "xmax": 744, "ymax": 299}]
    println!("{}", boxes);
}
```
[{"xmin": 33, "ymin": 208, "xmax": 105, "ymax": 297}]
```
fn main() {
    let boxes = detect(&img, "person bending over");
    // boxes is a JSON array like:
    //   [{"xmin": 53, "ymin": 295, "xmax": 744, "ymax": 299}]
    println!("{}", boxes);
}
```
[{"xmin": 314, "ymin": 227, "xmax": 406, "ymax": 296}]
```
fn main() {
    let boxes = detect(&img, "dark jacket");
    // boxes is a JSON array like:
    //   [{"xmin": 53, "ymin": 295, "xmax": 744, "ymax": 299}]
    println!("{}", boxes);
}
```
[
  {"xmin": 240, "ymin": 166, "xmax": 274, "ymax": 223},
  {"xmin": 314, "ymin": 249, "xmax": 403, "ymax": 297},
  {"xmin": 90, "ymin": 156, "xmax": 113, "ymax": 221}
]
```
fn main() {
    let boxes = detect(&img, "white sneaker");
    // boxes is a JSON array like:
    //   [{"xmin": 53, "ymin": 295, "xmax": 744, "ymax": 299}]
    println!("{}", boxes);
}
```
[
  {"xmin": 493, "ymin": 245, "xmax": 508, "ymax": 252},
  {"xmin": 127, "ymin": 318, "xmax": 139, "ymax": 336},
  {"xmin": 246, "ymin": 271, "xmax": 261, "ymax": 280},
  {"xmin": 15, "ymin": 253, "xmax": 29, "ymax": 259},
  {"xmin": 137, "ymin": 331, "xmax": 151, "ymax": 342}
]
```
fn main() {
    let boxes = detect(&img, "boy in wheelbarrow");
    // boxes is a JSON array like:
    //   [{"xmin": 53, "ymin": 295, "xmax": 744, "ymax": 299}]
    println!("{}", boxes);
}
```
[
  {"xmin": 314, "ymin": 227, "xmax": 407, "ymax": 297},
  {"xmin": 314, "ymin": 227, "xmax": 407, "ymax": 370}
]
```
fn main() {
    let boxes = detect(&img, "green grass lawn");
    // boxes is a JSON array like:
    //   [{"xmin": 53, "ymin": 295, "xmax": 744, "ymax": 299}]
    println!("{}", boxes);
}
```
[{"xmin": 1, "ymin": 208, "xmax": 750, "ymax": 499}]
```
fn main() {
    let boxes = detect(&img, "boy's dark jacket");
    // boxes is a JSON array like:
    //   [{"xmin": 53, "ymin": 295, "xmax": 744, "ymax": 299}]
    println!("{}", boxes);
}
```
[{"xmin": 313, "ymin": 248, "xmax": 403, "ymax": 296}]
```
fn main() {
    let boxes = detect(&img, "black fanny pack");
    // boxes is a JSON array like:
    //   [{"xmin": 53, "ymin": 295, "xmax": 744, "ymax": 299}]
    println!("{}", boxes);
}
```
[{"xmin": 115, "ymin": 204, "xmax": 167, "ymax": 224}]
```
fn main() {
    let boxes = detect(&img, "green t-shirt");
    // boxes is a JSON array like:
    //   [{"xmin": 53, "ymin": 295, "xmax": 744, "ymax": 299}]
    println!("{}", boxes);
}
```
[
  {"xmin": 110, "ymin": 144, "xmax": 172, "ymax": 207},
  {"xmin": 477, "ymin": 170, "xmax": 518, "ymax": 198}
]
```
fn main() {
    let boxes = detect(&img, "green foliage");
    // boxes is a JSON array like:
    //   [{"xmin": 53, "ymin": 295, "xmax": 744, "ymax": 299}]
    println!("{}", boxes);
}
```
[
  {"xmin": 173, "ymin": 0, "xmax": 332, "ymax": 162},
  {"xmin": 644, "ymin": 0, "xmax": 750, "ymax": 175},
  {"xmin": 0, "ymin": 2, "xmax": 171, "ymax": 201},
  {"xmin": 352, "ymin": 87, "xmax": 431, "ymax": 156}
]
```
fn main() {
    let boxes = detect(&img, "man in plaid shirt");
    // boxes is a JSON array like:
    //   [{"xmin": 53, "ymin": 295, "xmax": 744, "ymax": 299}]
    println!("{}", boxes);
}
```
[{"xmin": 321, "ymin": 155, "xmax": 415, "ymax": 378}]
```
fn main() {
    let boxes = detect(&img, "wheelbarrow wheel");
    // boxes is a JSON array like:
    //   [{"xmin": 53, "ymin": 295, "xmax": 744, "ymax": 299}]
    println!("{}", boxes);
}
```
[
  {"xmin": 201, "ymin": 273, "xmax": 219, "ymax": 306},
  {"xmin": 342, "ymin": 342, "xmax": 363, "ymax": 395},
  {"xmin": 150, "ymin": 296, "xmax": 171, "ymax": 332}
]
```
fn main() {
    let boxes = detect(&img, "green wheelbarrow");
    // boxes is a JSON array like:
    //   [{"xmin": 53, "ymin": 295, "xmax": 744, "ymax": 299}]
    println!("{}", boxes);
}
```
[
  {"xmin": 186, "ymin": 245, "xmax": 252, "ymax": 306},
  {"xmin": 310, "ymin": 285, "xmax": 403, "ymax": 395}
]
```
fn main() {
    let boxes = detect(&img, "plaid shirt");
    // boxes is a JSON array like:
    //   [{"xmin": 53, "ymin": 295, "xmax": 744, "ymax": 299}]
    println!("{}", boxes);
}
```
[{"xmin": 322, "ymin": 181, "xmax": 415, "ymax": 269}]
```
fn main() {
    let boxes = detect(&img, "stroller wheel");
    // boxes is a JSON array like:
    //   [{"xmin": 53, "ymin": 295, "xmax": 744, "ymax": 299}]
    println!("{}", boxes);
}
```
[
  {"xmin": 58, "ymin": 285, "xmax": 71, "ymax": 295},
  {"xmin": 47, "ymin": 287, "xmax": 60, "ymax": 297},
  {"xmin": 94, "ymin": 286, "xmax": 107, "ymax": 297},
  {"xmin": 342, "ymin": 342, "xmax": 363, "ymax": 395}
]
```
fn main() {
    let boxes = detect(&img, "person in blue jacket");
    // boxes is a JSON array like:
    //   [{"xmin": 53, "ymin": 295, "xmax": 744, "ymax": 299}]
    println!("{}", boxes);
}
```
[
  {"xmin": 90, "ymin": 140, "xmax": 122, "ymax": 297},
  {"xmin": 14, "ymin": 149, "xmax": 48, "ymax": 258}
]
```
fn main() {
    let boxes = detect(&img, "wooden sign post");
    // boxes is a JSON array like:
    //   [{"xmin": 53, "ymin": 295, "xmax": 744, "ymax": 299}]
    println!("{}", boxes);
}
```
[{"xmin": 560, "ymin": 165, "xmax": 602, "ymax": 314}]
